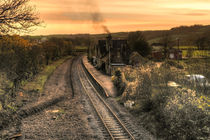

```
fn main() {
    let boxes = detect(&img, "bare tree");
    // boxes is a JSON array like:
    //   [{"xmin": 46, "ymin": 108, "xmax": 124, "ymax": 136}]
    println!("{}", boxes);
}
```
[{"xmin": 0, "ymin": 0, "xmax": 41, "ymax": 34}]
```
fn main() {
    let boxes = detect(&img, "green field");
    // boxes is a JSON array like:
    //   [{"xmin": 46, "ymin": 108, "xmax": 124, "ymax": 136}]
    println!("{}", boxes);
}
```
[
  {"xmin": 182, "ymin": 50, "xmax": 210, "ymax": 58},
  {"xmin": 152, "ymin": 45, "xmax": 210, "ymax": 58},
  {"xmin": 75, "ymin": 46, "xmax": 87, "ymax": 50},
  {"xmin": 173, "ymin": 46, "xmax": 197, "ymax": 50},
  {"xmin": 74, "ymin": 46, "xmax": 87, "ymax": 52}
]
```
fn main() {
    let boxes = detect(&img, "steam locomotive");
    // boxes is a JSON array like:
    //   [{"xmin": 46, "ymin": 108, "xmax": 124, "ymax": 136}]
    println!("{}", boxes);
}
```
[{"xmin": 88, "ymin": 34, "xmax": 130, "ymax": 75}]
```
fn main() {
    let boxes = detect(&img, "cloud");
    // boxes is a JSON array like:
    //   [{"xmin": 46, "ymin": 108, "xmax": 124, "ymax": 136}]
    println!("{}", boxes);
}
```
[
  {"xmin": 177, "ymin": 13, "xmax": 208, "ymax": 16},
  {"xmin": 30, "ymin": 0, "xmax": 210, "ymax": 35}
]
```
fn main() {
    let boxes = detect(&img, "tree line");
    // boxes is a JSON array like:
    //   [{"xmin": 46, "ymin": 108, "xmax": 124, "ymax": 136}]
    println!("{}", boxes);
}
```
[
  {"xmin": 0, "ymin": 35, "xmax": 86, "ymax": 109},
  {"xmin": 0, "ymin": 0, "xmax": 92, "ymax": 109}
]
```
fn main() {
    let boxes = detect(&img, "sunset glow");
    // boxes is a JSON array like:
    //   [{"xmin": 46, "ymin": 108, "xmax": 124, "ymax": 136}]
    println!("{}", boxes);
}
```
[{"xmin": 30, "ymin": 0, "xmax": 210, "ymax": 35}]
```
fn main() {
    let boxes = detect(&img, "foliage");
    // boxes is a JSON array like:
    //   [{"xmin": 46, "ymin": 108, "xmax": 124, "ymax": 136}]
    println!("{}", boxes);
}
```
[
  {"xmin": 163, "ymin": 60, "xmax": 185, "ymax": 69},
  {"xmin": 113, "ymin": 58, "xmax": 210, "ymax": 139},
  {"xmin": 184, "ymin": 58, "xmax": 210, "ymax": 80},
  {"xmin": 164, "ymin": 88, "xmax": 209, "ymax": 139},
  {"xmin": 128, "ymin": 31, "xmax": 151, "ymax": 57},
  {"xmin": 129, "ymin": 51, "xmax": 149, "ymax": 66},
  {"xmin": 133, "ymin": 40, "xmax": 152, "ymax": 57},
  {"xmin": 23, "ymin": 56, "xmax": 71, "ymax": 93},
  {"xmin": 0, "ymin": 35, "xmax": 74, "ymax": 110},
  {"xmin": 194, "ymin": 30, "xmax": 210, "ymax": 50},
  {"xmin": 0, "ymin": 36, "xmax": 44, "ymax": 89},
  {"xmin": 195, "ymin": 36, "xmax": 206, "ymax": 50},
  {"xmin": 186, "ymin": 48, "xmax": 193, "ymax": 58},
  {"xmin": 112, "ymin": 70, "xmax": 126, "ymax": 96}
]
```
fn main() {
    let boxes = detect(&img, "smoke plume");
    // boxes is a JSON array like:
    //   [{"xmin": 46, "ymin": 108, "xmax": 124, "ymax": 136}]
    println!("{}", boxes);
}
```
[{"xmin": 86, "ymin": 0, "xmax": 110, "ymax": 33}]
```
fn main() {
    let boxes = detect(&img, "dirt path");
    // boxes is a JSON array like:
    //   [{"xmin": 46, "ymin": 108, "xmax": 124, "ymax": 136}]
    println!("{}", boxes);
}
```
[
  {"xmin": 0, "ymin": 56, "xmax": 154, "ymax": 139},
  {"xmin": 18, "ymin": 58, "xmax": 99, "ymax": 139}
]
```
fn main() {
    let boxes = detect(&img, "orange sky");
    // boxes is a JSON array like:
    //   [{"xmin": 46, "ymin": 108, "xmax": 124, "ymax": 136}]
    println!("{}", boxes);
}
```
[{"xmin": 30, "ymin": 0, "xmax": 210, "ymax": 35}]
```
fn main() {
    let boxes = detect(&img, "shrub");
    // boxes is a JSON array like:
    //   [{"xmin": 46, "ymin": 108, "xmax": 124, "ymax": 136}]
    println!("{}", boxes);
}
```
[
  {"xmin": 123, "ymin": 69, "xmax": 137, "ymax": 82},
  {"xmin": 164, "ymin": 88, "xmax": 209, "ymax": 139},
  {"xmin": 164, "ymin": 60, "xmax": 185, "ymax": 69},
  {"xmin": 186, "ymin": 48, "xmax": 194, "ymax": 58},
  {"xmin": 132, "ymin": 40, "xmax": 152, "ymax": 57},
  {"xmin": 113, "ymin": 57, "xmax": 209, "ymax": 139},
  {"xmin": 128, "ymin": 31, "xmax": 152, "ymax": 57},
  {"xmin": 165, "ymin": 105, "xmax": 208, "ymax": 140},
  {"xmin": 0, "ymin": 35, "xmax": 74, "ymax": 110},
  {"xmin": 135, "ymin": 72, "xmax": 152, "ymax": 100},
  {"xmin": 112, "ymin": 70, "xmax": 126, "ymax": 96},
  {"xmin": 129, "ymin": 52, "xmax": 148, "ymax": 66},
  {"xmin": 121, "ymin": 84, "xmax": 137, "ymax": 101}
]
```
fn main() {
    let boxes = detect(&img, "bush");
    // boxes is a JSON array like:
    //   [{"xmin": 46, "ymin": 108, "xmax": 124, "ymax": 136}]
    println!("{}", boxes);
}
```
[
  {"xmin": 164, "ymin": 60, "xmax": 185, "ymax": 69},
  {"xmin": 0, "ymin": 35, "xmax": 74, "ymax": 110},
  {"xmin": 128, "ymin": 31, "xmax": 152, "ymax": 57},
  {"xmin": 113, "ymin": 58, "xmax": 209, "ymax": 139},
  {"xmin": 133, "ymin": 40, "xmax": 152, "ymax": 57},
  {"xmin": 129, "ymin": 51, "xmax": 148, "ymax": 66},
  {"xmin": 164, "ymin": 88, "xmax": 209, "ymax": 139},
  {"xmin": 112, "ymin": 70, "xmax": 126, "ymax": 96},
  {"xmin": 123, "ymin": 68, "xmax": 137, "ymax": 82},
  {"xmin": 141, "ymin": 98, "xmax": 154, "ymax": 112},
  {"xmin": 135, "ymin": 72, "xmax": 152, "ymax": 99}
]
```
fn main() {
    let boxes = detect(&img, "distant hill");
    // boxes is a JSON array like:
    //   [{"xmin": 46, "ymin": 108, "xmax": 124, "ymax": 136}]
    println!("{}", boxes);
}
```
[
  {"xmin": 143, "ymin": 25, "xmax": 210, "ymax": 45},
  {"xmin": 90, "ymin": 24, "xmax": 210, "ymax": 46},
  {"xmin": 24, "ymin": 24, "xmax": 210, "ymax": 47}
]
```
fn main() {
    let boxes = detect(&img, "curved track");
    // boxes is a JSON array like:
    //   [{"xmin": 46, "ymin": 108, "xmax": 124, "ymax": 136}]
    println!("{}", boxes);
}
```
[{"xmin": 76, "ymin": 57, "xmax": 136, "ymax": 140}]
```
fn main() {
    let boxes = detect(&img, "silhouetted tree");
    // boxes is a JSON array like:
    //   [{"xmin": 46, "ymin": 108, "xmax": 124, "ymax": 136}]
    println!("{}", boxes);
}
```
[
  {"xmin": 0, "ymin": 0, "xmax": 41, "ymax": 34},
  {"xmin": 203, "ymin": 30, "xmax": 210, "ymax": 50},
  {"xmin": 195, "ymin": 37, "xmax": 206, "ymax": 50},
  {"xmin": 128, "ymin": 31, "xmax": 151, "ymax": 57}
]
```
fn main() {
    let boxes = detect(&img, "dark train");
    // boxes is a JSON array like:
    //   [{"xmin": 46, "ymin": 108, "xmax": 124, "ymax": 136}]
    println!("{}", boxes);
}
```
[{"xmin": 88, "ymin": 35, "xmax": 130, "ymax": 75}]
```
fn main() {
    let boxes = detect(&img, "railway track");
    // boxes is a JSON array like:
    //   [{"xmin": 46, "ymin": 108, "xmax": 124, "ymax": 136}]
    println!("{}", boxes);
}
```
[
  {"xmin": 69, "ymin": 55, "xmax": 80, "ymax": 98},
  {"xmin": 76, "ymin": 58, "xmax": 136, "ymax": 140}
]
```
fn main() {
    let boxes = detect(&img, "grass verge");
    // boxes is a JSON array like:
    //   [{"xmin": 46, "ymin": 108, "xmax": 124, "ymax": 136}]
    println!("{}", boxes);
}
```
[{"xmin": 23, "ymin": 56, "xmax": 72, "ymax": 93}]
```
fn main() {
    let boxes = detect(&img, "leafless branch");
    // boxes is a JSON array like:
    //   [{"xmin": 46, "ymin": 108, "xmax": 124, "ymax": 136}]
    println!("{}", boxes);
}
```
[{"xmin": 0, "ymin": 0, "xmax": 41, "ymax": 34}]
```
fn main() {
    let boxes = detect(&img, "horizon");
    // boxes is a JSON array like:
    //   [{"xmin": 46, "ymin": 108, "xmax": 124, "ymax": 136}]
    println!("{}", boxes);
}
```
[
  {"xmin": 30, "ymin": 0, "xmax": 210, "ymax": 35},
  {"xmin": 24, "ymin": 24, "xmax": 209, "ymax": 37}
]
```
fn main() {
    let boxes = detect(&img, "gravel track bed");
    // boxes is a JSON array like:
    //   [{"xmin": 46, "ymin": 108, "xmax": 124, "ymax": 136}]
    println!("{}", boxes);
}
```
[
  {"xmin": 0, "ymin": 57, "xmax": 101, "ymax": 139},
  {"xmin": 18, "ymin": 58, "xmax": 99, "ymax": 140},
  {"xmin": 0, "ymin": 56, "xmax": 156, "ymax": 140}
]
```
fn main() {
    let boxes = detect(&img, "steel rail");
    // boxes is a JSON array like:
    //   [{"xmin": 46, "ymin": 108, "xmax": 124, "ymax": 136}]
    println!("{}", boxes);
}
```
[
  {"xmin": 76, "ymin": 58, "xmax": 135, "ymax": 140},
  {"xmin": 77, "ymin": 61, "xmax": 115, "ymax": 139},
  {"xmin": 69, "ymin": 56, "xmax": 77, "ymax": 98}
]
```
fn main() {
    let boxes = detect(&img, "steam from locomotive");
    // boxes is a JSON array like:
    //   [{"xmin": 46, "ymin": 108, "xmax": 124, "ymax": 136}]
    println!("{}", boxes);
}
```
[{"xmin": 86, "ymin": 0, "xmax": 110, "ymax": 33}]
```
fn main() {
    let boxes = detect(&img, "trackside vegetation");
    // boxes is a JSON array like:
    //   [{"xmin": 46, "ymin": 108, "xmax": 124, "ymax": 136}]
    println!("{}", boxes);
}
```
[
  {"xmin": 22, "ymin": 56, "xmax": 72, "ymax": 93},
  {"xmin": 112, "ymin": 57, "xmax": 209, "ymax": 139},
  {"xmin": 0, "ymin": 35, "xmax": 88, "ymax": 113}
]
